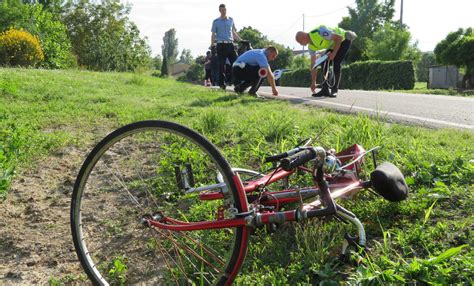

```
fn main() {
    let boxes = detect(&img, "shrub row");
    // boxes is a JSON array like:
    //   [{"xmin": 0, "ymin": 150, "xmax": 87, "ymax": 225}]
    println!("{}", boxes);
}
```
[{"xmin": 280, "ymin": 60, "xmax": 415, "ymax": 90}]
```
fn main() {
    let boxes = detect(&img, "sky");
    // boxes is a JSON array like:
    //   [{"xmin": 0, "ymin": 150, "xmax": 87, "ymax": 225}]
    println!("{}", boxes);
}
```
[{"xmin": 126, "ymin": 0, "xmax": 474, "ymax": 57}]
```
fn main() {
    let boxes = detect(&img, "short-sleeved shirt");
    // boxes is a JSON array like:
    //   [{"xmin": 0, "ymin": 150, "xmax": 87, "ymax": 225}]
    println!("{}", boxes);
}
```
[
  {"xmin": 309, "ymin": 25, "xmax": 336, "ymax": 56},
  {"xmin": 235, "ymin": 49, "xmax": 269, "ymax": 68},
  {"xmin": 211, "ymin": 17, "xmax": 236, "ymax": 42}
]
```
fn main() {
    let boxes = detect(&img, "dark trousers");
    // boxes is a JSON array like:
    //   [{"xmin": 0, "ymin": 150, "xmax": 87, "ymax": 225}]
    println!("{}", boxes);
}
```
[
  {"xmin": 232, "ymin": 65, "xmax": 263, "ymax": 93},
  {"xmin": 211, "ymin": 66, "xmax": 219, "ymax": 86},
  {"xmin": 217, "ymin": 43, "xmax": 237, "ymax": 86},
  {"xmin": 205, "ymin": 68, "xmax": 212, "ymax": 84},
  {"xmin": 322, "ymin": 39, "xmax": 351, "ymax": 91}
]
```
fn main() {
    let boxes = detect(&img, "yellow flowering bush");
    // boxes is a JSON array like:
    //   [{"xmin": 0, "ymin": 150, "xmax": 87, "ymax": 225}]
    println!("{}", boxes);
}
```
[{"xmin": 0, "ymin": 28, "xmax": 44, "ymax": 67}]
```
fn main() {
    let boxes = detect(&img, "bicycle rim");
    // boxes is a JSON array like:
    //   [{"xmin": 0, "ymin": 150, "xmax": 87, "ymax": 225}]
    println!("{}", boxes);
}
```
[{"xmin": 71, "ymin": 121, "xmax": 248, "ymax": 285}]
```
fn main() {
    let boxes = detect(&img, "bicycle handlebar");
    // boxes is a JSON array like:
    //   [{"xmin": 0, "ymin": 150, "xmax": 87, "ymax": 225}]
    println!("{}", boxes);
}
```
[
  {"xmin": 264, "ymin": 147, "xmax": 302, "ymax": 163},
  {"xmin": 280, "ymin": 148, "xmax": 317, "ymax": 171}
]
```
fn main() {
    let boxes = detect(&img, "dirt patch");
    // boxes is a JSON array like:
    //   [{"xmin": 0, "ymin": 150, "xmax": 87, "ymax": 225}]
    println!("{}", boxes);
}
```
[{"xmin": 0, "ymin": 147, "xmax": 90, "ymax": 284}]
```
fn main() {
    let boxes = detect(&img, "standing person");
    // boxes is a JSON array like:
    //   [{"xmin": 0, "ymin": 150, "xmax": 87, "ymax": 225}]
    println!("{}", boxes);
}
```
[
  {"xmin": 210, "ymin": 46, "xmax": 219, "ymax": 86},
  {"xmin": 204, "ymin": 51, "xmax": 213, "ymax": 86},
  {"xmin": 295, "ymin": 26, "xmax": 357, "ymax": 97},
  {"xmin": 225, "ymin": 58, "xmax": 232, "ymax": 86},
  {"xmin": 233, "ymin": 46, "xmax": 279, "ymax": 97},
  {"xmin": 211, "ymin": 3, "xmax": 241, "ymax": 89}
]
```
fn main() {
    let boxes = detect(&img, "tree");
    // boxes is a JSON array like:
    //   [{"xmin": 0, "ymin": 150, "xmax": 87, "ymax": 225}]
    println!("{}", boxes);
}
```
[
  {"xmin": 416, "ymin": 52, "xmax": 436, "ymax": 82},
  {"xmin": 162, "ymin": 28, "xmax": 178, "ymax": 64},
  {"xmin": 195, "ymin": 55, "xmax": 206, "ymax": 65},
  {"xmin": 237, "ymin": 26, "xmax": 293, "ymax": 70},
  {"xmin": 153, "ymin": 54, "xmax": 162, "ymax": 70},
  {"xmin": 238, "ymin": 26, "xmax": 268, "ymax": 48},
  {"xmin": 434, "ymin": 28, "xmax": 474, "ymax": 88},
  {"xmin": 339, "ymin": 0, "xmax": 396, "ymax": 62},
  {"xmin": 365, "ymin": 23, "xmax": 421, "ymax": 62},
  {"xmin": 62, "ymin": 0, "xmax": 151, "ymax": 71},
  {"xmin": 161, "ymin": 56, "xmax": 169, "ymax": 76},
  {"xmin": 179, "ymin": 48, "xmax": 193, "ymax": 64},
  {"xmin": 270, "ymin": 43, "xmax": 293, "ymax": 71}
]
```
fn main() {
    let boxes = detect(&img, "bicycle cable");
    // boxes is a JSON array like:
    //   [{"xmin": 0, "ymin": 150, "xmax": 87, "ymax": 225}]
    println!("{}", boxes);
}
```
[{"xmin": 254, "ymin": 167, "xmax": 280, "ymax": 205}]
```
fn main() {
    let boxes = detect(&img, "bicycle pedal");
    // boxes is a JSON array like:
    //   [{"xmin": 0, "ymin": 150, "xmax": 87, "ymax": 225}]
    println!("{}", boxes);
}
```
[{"xmin": 174, "ymin": 163, "xmax": 195, "ymax": 190}]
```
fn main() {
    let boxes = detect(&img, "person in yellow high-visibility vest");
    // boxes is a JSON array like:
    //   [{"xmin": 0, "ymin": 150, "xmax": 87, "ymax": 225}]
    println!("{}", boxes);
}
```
[{"xmin": 296, "ymin": 26, "xmax": 357, "ymax": 97}]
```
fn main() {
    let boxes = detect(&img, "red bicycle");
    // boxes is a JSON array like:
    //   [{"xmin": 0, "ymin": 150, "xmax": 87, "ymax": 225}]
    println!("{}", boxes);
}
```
[{"xmin": 71, "ymin": 120, "xmax": 408, "ymax": 285}]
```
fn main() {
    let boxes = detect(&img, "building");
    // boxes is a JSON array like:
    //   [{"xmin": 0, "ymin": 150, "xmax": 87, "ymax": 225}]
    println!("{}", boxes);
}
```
[
  {"xmin": 429, "ymin": 65, "xmax": 461, "ymax": 89},
  {"xmin": 169, "ymin": 62, "xmax": 191, "ymax": 78}
]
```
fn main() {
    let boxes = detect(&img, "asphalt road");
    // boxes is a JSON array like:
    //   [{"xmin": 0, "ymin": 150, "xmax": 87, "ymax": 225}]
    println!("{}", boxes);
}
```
[{"xmin": 253, "ymin": 86, "xmax": 474, "ymax": 131}]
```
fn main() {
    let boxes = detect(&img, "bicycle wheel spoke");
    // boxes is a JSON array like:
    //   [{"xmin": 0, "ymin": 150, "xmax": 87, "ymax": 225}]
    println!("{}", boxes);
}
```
[
  {"xmin": 151, "ymin": 230, "xmax": 181, "ymax": 285},
  {"xmin": 163, "ymin": 230, "xmax": 216, "ymax": 284},
  {"xmin": 160, "ymin": 229, "xmax": 221, "ymax": 274},
  {"xmin": 172, "ymin": 229, "xmax": 226, "ymax": 266},
  {"xmin": 119, "ymin": 143, "xmax": 161, "ymax": 208},
  {"xmin": 154, "ymin": 228, "xmax": 213, "ymax": 284}
]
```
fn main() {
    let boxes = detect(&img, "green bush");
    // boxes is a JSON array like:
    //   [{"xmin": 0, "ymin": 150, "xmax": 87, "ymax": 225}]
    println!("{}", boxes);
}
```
[
  {"xmin": 279, "ymin": 68, "xmax": 324, "ymax": 88},
  {"xmin": 280, "ymin": 60, "xmax": 415, "ymax": 90},
  {"xmin": 0, "ymin": 28, "xmax": 44, "ymax": 67},
  {"xmin": 341, "ymin": 60, "xmax": 415, "ymax": 90},
  {"xmin": 183, "ymin": 63, "xmax": 204, "ymax": 82}
]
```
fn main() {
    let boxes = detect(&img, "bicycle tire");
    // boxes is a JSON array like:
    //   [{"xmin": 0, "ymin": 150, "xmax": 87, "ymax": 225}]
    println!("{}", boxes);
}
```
[
  {"xmin": 71, "ymin": 120, "xmax": 249, "ymax": 285},
  {"xmin": 322, "ymin": 60, "xmax": 336, "ymax": 89}
]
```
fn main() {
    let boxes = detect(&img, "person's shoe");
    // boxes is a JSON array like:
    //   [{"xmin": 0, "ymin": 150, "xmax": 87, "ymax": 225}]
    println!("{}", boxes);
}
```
[
  {"xmin": 329, "ymin": 88, "xmax": 338, "ymax": 98},
  {"xmin": 220, "ymin": 84, "xmax": 226, "ymax": 90},
  {"xmin": 312, "ymin": 88, "xmax": 330, "ymax": 97},
  {"xmin": 249, "ymin": 91, "xmax": 264, "ymax": 99}
]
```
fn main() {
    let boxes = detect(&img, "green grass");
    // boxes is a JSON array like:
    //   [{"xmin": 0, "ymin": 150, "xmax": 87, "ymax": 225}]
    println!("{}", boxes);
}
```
[
  {"xmin": 387, "ymin": 81, "xmax": 474, "ymax": 97},
  {"xmin": 1, "ymin": 68, "xmax": 473, "ymax": 284}
]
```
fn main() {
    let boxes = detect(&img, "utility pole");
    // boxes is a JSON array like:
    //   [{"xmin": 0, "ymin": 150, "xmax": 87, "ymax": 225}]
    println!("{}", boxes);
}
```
[
  {"xmin": 302, "ymin": 14, "xmax": 305, "ymax": 56},
  {"xmin": 400, "ymin": 0, "xmax": 404, "ymax": 27}
]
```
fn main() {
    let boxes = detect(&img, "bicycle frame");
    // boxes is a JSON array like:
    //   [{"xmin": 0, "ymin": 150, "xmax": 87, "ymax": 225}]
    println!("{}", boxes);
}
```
[{"xmin": 145, "ymin": 144, "xmax": 370, "ymax": 233}]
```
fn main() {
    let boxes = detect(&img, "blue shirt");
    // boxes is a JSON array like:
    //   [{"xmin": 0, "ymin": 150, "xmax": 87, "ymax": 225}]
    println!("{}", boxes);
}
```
[
  {"xmin": 236, "ymin": 49, "xmax": 269, "ymax": 68},
  {"xmin": 211, "ymin": 17, "xmax": 236, "ymax": 41}
]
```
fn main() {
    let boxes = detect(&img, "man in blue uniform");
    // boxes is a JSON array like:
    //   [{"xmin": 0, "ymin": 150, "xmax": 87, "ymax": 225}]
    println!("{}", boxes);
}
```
[
  {"xmin": 232, "ymin": 46, "xmax": 279, "ymax": 97},
  {"xmin": 211, "ymin": 4, "xmax": 242, "ymax": 89}
]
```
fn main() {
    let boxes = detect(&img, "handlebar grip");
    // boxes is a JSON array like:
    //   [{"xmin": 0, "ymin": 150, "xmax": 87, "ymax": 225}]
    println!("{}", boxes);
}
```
[
  {"xmin": 264, "ymin": 152, "xmax": 288, "ymax": 163},
  {"xmin": 264, "ymin": 147, "xmax": 302, "ymax": 163},
  {"xmin": 280, "ymin": 149, "xmax": 316, "ymax": 171}
]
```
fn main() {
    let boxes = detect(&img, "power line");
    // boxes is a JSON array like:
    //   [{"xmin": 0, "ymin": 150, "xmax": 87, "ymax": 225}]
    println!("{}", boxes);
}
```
[
  {"xmin": 305, "ymin": 2, "xmax": 356, "ymax": 18},
  {"xmin": 270, "ymin": 15, "xmax": 302, "ymax": 40}
]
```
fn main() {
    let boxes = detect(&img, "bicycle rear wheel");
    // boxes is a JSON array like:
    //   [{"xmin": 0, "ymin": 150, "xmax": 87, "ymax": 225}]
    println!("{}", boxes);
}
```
[{"xmin": 71, "ymin": 120, "xmax": 248, "ymax": 285}]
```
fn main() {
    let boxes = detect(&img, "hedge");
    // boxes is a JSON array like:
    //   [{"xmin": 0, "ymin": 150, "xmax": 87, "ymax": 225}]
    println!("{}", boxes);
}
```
[{"xmin": 280, "ymin": 60, "xmax": 415, "ymax": 90}]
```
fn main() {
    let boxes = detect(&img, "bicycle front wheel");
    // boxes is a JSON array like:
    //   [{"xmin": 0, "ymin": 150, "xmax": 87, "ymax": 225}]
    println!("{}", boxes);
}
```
[{"xmin": 71, "ymin": 120, "xmax": 248, "ymax": 285}]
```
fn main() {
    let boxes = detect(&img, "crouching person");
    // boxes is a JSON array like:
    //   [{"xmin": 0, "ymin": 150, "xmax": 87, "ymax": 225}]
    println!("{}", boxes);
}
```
[{"xmin": 233, "ymin": 46, "xmax": 279, "ymax": 97}]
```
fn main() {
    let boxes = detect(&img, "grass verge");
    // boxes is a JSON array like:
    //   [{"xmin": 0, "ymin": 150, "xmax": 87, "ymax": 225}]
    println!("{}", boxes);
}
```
[
  {"xmin": 1, "ymin": 68, "xmax": 472, "ymax": 284},
  {"xmin": 386, "ymin": 81, "xmax": 474, "ymax": 97}
]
